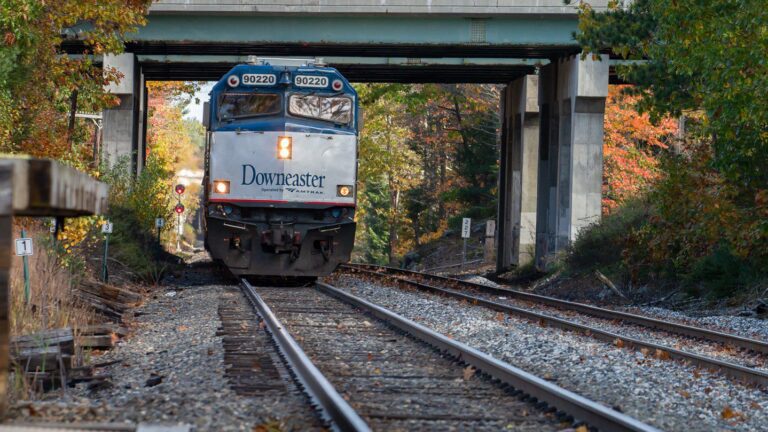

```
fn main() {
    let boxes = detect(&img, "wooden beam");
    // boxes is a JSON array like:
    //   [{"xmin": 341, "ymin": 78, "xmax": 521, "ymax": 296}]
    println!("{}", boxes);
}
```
[
  {"xmin": 0, "ymin": 157, "xmax": 108, "ymax": 217},
  {"xmin": 0, "ymin": 157, "xmax": 109, "ymax": 414}
]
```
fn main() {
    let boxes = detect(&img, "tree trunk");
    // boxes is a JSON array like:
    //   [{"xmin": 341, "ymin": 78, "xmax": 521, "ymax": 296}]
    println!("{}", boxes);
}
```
[{"xmin": 389, "ymin": 187, "xmax": 400, "ymax": 265}]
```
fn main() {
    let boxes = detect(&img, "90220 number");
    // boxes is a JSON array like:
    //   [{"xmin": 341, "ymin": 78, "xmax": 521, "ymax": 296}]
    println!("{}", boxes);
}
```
[
  {"xmin": 294, "ymin": 75, "xmax": 328, "ymax": 88},
  {"xmin": 242, "ymin": 74, "xmax": 276, "ymax": 86}
]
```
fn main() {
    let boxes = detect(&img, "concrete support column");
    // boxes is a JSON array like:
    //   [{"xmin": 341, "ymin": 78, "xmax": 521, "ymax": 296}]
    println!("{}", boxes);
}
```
[
  {"xmin": 497, "ymin": 75, "xmax": 539, "ymax": 272},
  {"xmin": 535, "ymin": 54, "xmax": 608, "ymax": 269},
  {"xmin": 102, "ymin": 53, "xmax": 145, "ymax": 174}
]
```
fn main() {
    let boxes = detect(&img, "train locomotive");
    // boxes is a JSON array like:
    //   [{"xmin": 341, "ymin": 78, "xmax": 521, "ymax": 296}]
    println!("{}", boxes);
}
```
[{"xmin": 202, "ymin": 57, "xmax": 358, "ymax": 277}]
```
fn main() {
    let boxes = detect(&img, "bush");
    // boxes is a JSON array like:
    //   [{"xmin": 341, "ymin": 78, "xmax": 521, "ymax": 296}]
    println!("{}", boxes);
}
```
[
  {"xmin": 566, "ymin": 142, "xmax": 768, "ymax": 300},
  {"xmin": 685, "ymin": 246, "xmax": 757, "ymax": 299},
  {"xmin": 567, "ymin": 198, "xmax": 649, "ymax": 272},
  {"xmin": 100, "ymin": 155, "xmax": 177, "ymax": 281}
]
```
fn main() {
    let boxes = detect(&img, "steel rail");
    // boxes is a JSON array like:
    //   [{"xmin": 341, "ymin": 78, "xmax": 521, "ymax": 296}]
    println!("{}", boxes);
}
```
[
  {"xmin": 240, "ymin": 279, "xmax": 371, "ymax": 432},
  {"xmin": 315, "ymin": 281, "xmax": 660, "ymax": 432},
  {"xmin": 344, "ymin": 263, "xmax": 768, "ymax": 355},
  {"xmin": 343, "ymin": 268, "xmax": 768, "ymax": 387}
]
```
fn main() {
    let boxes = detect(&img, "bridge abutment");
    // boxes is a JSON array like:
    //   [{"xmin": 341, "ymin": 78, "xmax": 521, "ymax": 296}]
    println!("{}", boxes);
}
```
[
  {"xmin": 534, "ymin": 54, "xmax": 609, "ymax": 270},
  {"xmin": 498, "ymin": 54, "xmax": 608, "ymax": 272},
  {"xmin": 102, "ymin": 53, "xmax": 147, "ymax": 174},
  {"xmin": 497, "ymin": 75, "xmax": 539, "ymax": 271}
]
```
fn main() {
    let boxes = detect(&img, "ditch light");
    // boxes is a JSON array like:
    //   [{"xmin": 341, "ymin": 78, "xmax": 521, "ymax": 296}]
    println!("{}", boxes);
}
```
[
  {"xmin": 213, "ymin": 179, "xmax": 230, "ymax": 194},
  {"xmin": 337, "ymin": 185, "xmax": 353, "ymax": 197}
]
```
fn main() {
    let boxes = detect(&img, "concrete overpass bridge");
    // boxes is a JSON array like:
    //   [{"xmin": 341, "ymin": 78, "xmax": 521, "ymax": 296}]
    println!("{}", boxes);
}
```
[{"xmin": 96, "ymin": 0, "xmax": 610, "ymax": 270}]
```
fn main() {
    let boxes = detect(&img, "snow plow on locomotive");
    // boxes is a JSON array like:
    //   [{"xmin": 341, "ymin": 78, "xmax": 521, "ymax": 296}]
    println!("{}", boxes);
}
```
[{"xmin": 202, "ymin": 58, "xmax": 358, "ymax": 277}]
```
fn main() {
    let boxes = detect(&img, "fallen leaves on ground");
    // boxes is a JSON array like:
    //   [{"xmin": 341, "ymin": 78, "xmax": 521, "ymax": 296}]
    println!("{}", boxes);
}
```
[
  {"xmin": 721, "ymin": 405, "xmax": 744, "ymax": 421},
  {"xmin": 253, "ymin": 421, "xmax": 283, "ymax": 432},
  {"xmin": 654, "ymin": 349, "xmax": 670, "ymax": 360},
  {"xmin": 463, "ymin": 365, "xmax": 476, "ymax": 380}
]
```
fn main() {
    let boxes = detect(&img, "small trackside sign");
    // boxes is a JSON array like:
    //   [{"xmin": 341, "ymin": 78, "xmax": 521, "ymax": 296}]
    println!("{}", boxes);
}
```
[
  {"xmin": 461, "ymin": 218, "xmax": 471, "ymax": 239},
  {"xmin": 102, "ymin": 222, "xmax": 113, "ymax": 234},
  {"xmin": 15, "ymin": 238, "xmax": 33, "ymax": 256}
]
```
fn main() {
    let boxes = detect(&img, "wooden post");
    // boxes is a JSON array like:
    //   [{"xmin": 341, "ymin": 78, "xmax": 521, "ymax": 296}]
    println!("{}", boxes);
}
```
[
  {"xmin": 485, "ymin": 220, "xmax": 496, "ymax": 265},
  {"xmin": 0, "ymin": 164, "xmax": 13, "ymax": 414}
]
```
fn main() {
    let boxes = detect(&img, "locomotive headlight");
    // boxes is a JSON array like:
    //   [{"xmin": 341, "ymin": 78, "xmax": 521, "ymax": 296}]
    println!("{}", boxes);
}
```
[
  {"xmin": 277, "ymin": 136, "xmax": 292, "ymax": 159},
  {"xmin": 337, "ymin": 185, "xmax": 353, "ymax": 197},
  {"xmin": 213, "ymin": 179, "xmax": 230, "ymax": 194}
]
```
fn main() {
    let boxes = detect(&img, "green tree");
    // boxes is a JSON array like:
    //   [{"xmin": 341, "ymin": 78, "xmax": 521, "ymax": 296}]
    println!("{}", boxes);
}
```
[
  {"xmin": 355, "ymin": 84, "xmax": 417, "ymax": 264},
  {"xmin": 439, "ymin": 85, "xmax": 500, "ymax": 225},
  {"xmin": 0, "ymin": 0, "xmax": 151, "ymax": 168},
  {"xmin": 575, "ymin": 0, "xmax": 768, "ymax": 191}
]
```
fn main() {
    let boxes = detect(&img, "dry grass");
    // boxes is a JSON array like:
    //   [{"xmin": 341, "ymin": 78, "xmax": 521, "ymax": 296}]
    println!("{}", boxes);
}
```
[
  {"xmin": 8, "ymin": 227, "xmax": 98, "ymax": 400},
  {"xmin": 10, "ymin": 237, "xmax": 93, "ymax": 337}
]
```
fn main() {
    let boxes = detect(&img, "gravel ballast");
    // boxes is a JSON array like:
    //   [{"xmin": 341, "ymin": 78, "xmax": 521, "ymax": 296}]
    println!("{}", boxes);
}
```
[
  {"xmin": 6, "ymin": 282, "xmax": 320, "ymax": 431},
  {"xmin": 467, "ymin": 274, "xmax": 768, "ymax": 342},
  {"xmin": 330, "ymin": 274, "xmax": 768, "ymax": 432},
  {"xmin": 624, "ymin": 306, "xmax": 768, "ymax": 341},
  {"xmin": 449, "ymin": 282, "xmax": 768, "ymax": 372}
]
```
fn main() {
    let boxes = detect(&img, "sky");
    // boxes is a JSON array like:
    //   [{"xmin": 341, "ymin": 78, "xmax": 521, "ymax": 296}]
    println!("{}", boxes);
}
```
[{"xmin": 184, "ymin": 82, "xmax": 215, "ymax": 122}]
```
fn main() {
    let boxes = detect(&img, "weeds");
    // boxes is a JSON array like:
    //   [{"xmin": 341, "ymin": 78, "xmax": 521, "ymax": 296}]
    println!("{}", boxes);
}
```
[{"xmin": 10, "ymin": 227, "xmax": 92, "ymax": 336}]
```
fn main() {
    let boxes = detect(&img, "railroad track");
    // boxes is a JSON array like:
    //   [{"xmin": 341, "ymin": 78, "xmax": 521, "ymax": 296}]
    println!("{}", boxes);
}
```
[
  {"xmin": 341, "ymin": 263, "xmax": 768, "ymax": 387},
  {"xmin": 217, "ymin": 285, "xmax": 326, "ymax": 430},
  {"xmin": 239, "ymin": 278, "xmax": 659, "ymax": 432}
]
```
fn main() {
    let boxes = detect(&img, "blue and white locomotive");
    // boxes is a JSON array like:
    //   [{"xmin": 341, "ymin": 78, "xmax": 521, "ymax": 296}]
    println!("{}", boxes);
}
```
[{"xmin": 202, "ymin": 57, "xmax": 358, "ymax": 277}]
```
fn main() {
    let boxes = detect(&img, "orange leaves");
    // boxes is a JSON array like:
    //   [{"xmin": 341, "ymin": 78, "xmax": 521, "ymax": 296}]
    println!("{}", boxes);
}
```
[
  {"xmin": 602, "ymin": 85, "xmax": 679, "ymax": 214},
  {"xmin": 721, "ymin": 405, "xmax": 745, "ymax": 421},
  {"xmin": 654, "ymin": 349, "xmax": 671, "ymax": 361},
  {"xmin": 3, "ymin": 32, "xmax": 16, "ymax": 46}
]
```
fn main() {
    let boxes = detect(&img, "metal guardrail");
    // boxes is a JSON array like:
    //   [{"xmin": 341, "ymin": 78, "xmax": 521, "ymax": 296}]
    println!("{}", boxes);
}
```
[
  {"xmin": 316, "ymin": 281, "xmax": 660, "ymax": 432},
  {"xmin": 240, "ymin": 279, "xmax": 370, "ymax": 432}
]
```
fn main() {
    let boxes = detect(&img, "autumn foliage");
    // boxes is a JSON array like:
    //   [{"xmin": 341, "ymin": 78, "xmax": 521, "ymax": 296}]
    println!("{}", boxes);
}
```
[
  {"xmin": 355, "ymin": 84, "xmax": 500, "ymax": 265},
  {"xmin": 568, "ymin": 1, "xmax": 768, "ymax": 299},
  {"xmin": 0, "ymin": 0, "xmax": 151, "ymax": 168},
  {"xmin": 602, "ymin": 86, "xmax": 677, "ymax": 213}
]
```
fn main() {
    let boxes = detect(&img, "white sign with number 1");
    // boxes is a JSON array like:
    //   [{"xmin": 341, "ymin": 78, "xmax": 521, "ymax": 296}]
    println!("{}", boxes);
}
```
[{"xmin": 15, "ymin": 238, "xmax": 33, "ymax": 256}]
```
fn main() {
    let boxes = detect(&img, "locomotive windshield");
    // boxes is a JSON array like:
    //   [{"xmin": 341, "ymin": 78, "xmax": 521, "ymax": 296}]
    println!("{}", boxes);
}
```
[
  {"xmin": 218, "ymin": 93, "xmax": 281, "ymax": 120},
  {"xmin": 288, "ymin": 94, "xmax": 353, "ymax": 124}
]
